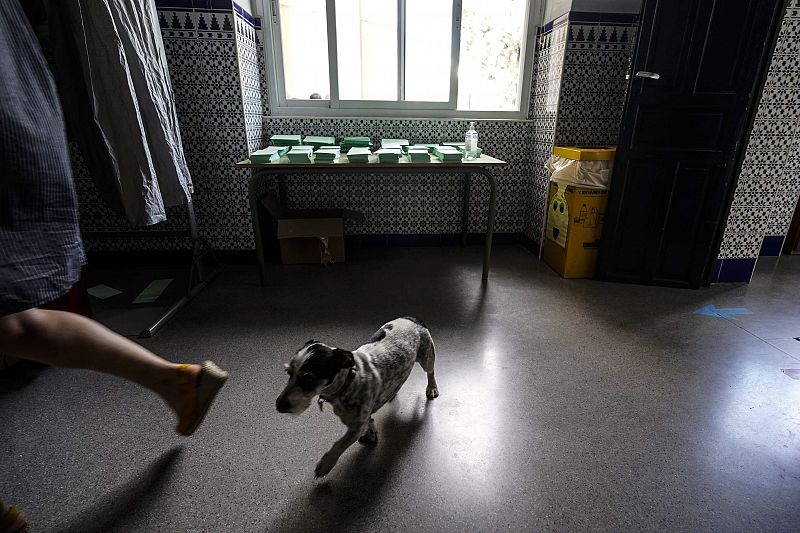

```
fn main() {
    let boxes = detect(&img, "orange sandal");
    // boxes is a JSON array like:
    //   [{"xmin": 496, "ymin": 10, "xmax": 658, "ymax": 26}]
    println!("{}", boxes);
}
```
[
  {"xmin": 176, "ymin": 361, "xmax": 229, "ymax": 436},
  {"xmin": 0, "ymin": 506, "xmax": 28, "ymax": 533}
]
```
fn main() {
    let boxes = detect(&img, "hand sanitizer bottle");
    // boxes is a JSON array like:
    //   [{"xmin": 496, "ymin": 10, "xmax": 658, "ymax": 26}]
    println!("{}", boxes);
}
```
[{"xmin": 465, "ymin": 121, "xmax": 478, "ymax": 160}]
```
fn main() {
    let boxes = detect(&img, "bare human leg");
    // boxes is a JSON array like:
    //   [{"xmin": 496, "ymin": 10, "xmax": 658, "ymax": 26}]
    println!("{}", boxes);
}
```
[{"xmin": 0, "ymin": 308, "xmax": 227, "ymax": 434}]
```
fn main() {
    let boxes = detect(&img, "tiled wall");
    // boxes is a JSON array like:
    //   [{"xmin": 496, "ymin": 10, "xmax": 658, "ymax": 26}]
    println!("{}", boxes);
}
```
[
  {"xmin": 66, "ymin": 1, "xmax": 798, "ymax": 284},
  {"xmin": 234, "ymin": 3, "xmax": 269, "ymax": 152},
  {"xmin": 554, "ymin": 14, "xmax": 637, "ymax": 146},
  {"xmin": 712, "ymin": 0, "xmax": 800, "ymax": 282},
  {"xmin": 71, "ymin": 2, "xmax": 635, "ymax": 256},
  {"xmin": 259, "ymin": 118, "xmax": 534, "ymax": 235},
  {"xmin": 525, "ymin": 12, "xmax": 637, "ymax": 245},
  {"xmin": 75, "ymin": 1, "xmax": 258, "ymax": 251},
  {"xmin": 72, "ymin": 0, "xmax": 539, "ymax": 250},
  {"xmin": 527, "ymin": 17, "xmax": 568, "ymax": 245}
]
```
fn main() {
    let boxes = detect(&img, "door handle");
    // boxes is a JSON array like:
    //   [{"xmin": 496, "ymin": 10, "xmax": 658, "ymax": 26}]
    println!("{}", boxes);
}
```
[{"xmin": 635, "ymin": 71, "xmax": 661, "ymax": 80}]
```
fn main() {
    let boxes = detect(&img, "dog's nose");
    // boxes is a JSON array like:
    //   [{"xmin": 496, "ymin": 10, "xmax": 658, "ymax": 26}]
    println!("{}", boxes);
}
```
[{"xmin": 276, "ymin": 397, "xmax": 290, "ymax": 413}]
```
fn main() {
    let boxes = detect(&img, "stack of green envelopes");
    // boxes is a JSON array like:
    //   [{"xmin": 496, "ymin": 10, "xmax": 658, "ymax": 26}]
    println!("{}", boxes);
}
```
[
  {"xmin": 313, "ymin": 146, "xmax": 341, "ymax": 163},
  {"xmin": 287, "ymin": 145, "xmax": 313, "ymax": 163},
  {"xmin": 249, "ymin": 146, "xmax": 289, "ymax": 163},
  {"xmin": 443, "ymin": 141, "xmax": 466, "ymax": 149},
  {"xmin": 444, "ymin": 141, "xmax": 481, "ymax": 157},
  {"xmin": 270, "ymin": 134, "xmax": 302, "ymax": 146},
  {"xmin": 407, "ymin": 144, "xmax": 437, "ymax": 153},
  {"xmin": 346, "ymin": 147, "xmax": 372, "ymax": 163},
  {"xmin": 431, "ymin": 145, "xmax": 463, "ymax": 162},
  {"xmin": 302, "ymin": 135, "xmax": 336, "ymax": 148},
  {"xmin": 340, "ymin": 137, "xmax": 372, "ymax": 151},
  {"xmin": 406, "ymin": 147, "xmax": 431, "ymax": 162},
  {"xmin": 381, "ymin": 138, "xmax": 409, "ymax": 150},
  {"xmin": 376, "ymin": 148, "xmax": 402, "ymax": 163}
]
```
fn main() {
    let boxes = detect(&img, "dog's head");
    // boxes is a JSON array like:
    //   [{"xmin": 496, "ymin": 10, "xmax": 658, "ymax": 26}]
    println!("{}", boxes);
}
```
[{"xmin": 276, "ymin": 340, "xmax": 355, "ymax": 414}]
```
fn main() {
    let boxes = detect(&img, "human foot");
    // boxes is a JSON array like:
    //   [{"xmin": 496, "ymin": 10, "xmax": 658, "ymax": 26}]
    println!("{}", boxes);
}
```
[
  {"xmin": 0, "ymin": 504, "xmax": 28, "ymax": 533},
  {"xmin": 175, "ymin": 361, "xmax": 229, "ymax": 436}
]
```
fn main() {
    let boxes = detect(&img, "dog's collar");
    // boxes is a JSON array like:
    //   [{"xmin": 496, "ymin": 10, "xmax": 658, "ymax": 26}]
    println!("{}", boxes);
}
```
[{"xmin": 318, "ymin": 367, "xmax": 356, "ymax": 410}]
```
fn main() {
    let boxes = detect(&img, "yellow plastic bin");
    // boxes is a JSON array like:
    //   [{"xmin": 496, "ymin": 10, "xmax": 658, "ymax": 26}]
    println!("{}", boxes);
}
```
[
  {"xmin": 546, "ymin": 146, "xmax": 616, "ymax": 189},
  {"xmin": 542, "ymin": 147, "xmax": 616, "ymax": 279}
]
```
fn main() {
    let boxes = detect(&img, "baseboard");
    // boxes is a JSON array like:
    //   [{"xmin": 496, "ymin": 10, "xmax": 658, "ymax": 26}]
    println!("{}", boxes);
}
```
[{"xmin": 86, "ymin": 233, "xmax": 535, "ymax": 267}]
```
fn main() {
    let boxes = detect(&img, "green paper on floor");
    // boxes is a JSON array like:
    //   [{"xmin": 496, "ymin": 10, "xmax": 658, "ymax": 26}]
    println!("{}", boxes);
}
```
[
  {"xmin": 87, "ymin": 284, "xmax": 122, "ymax": 300},
  {"xmin": 133, "ymin": 279, "xmax": 173, "ymax": 304}
]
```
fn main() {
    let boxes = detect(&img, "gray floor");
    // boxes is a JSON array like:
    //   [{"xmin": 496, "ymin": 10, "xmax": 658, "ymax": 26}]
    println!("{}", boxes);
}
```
[{"xmin": 2, "ymin": 245, "xmax": 799, "ymax": 532}]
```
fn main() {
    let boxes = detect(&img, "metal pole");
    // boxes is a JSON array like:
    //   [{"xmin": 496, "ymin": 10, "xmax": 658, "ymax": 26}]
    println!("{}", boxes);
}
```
[
  {"xmin": 249, "ymin": 169, "xmax": 268, "ymax": 286},
  {"xmin": 482, "ymin": 169, "xmax": 497, "ymax": 281},
  {"xmin": 461, "ymin": 173, "xmax": 471, "ymax": 246},
  {"xmin": 139, "ymin": 198, "xmax": 224, "ymax": 338}
]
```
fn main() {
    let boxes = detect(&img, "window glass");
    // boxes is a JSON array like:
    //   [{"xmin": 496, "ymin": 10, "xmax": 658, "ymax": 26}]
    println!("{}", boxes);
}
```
[
  {"xmin": 335, "ymin": 0, "xmax": 398, "ymax": 101},
  {"xmin": 404, "ymin": 0, "xmax": 453, "ymax": 102},
  {"xmin": 278, "ymin": 0, "xmax": 330, "ymax": 100},
  {"xmin": 457, "ymin": 0, "xmax": 527, "ymax": 111}
]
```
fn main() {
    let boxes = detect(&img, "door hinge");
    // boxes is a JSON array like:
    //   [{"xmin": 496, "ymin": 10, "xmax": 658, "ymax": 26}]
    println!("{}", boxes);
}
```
[{"xmin": 271, "ymin": 0, "xmax": 278, "ymax": 23}]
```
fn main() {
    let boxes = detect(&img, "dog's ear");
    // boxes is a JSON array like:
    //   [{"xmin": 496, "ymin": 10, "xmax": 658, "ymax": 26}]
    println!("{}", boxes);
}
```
[
  {"xmin": 304, "ymin": 339, "xmax": 319, "ymax": 346},
  {"xmin": 333, "ymin": 348, "xmax": 355, "ymax": 368}
]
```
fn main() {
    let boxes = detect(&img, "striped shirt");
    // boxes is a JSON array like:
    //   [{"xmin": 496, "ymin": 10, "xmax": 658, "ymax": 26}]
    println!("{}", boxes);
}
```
[{"xmin": 0, "ymin": 1, "xmax": 86, "ymax": 316}]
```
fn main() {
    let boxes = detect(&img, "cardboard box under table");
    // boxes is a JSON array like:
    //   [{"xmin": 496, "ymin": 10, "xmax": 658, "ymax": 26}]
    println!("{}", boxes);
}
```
[
  {"xmin": 543, "ymin": 181, "xmax": 609, "ymax": 279},
  {"xmin": 260, "ymin": 194, "xmax": 363, "ymax": 264}
]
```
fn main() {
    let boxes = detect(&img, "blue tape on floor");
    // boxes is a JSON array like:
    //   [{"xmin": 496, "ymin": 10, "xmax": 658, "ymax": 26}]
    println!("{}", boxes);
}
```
[{"xmin": 694, "ymin": 304, "xmax": 752, "ymax": 320}]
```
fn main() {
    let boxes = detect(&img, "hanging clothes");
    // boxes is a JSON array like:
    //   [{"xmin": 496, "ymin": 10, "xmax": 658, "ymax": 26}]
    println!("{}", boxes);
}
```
[
  {"xmin": 46, "ymin": 0, "xmax": 193, "ymax": 227},
  {"xmin": 0, "ymin": 0, "xmax": 86, "ymax": 316}
]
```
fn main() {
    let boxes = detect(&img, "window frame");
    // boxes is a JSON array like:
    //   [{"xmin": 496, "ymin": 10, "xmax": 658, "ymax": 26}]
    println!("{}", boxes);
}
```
[{"xmin": 261, "ymin": 0, "xmax": 542, "ymax": 119}]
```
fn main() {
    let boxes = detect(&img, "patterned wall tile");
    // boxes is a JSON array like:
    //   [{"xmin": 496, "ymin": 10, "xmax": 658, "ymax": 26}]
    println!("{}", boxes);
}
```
[
  {"xmin": 525, "ymin": 14, "xmax": 636, "ymax": 244},
  {"xmin": 74, "ymin": 2, "xmax": 253, "ymax": 251},
  {"xmin": 78, "ymin": 4, "xmax": 800, "ymax": 265},
  {"xmin": 259, "ymin": 117, "xmax": 534, "ymax": 235},
  {"xmin": 718, "ymin": 2, "xmax": 800, "ymax": 260}
]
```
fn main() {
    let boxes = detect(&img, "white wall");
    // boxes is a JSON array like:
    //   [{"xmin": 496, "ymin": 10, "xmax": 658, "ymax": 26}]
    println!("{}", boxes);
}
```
[{"xmin": 544, "ymin": 0, "xmax": 572, "ymax": 22}]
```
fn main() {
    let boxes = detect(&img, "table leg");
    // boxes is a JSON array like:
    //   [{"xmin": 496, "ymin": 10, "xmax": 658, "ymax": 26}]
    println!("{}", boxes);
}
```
[
  {"xmin": 482, "ymin": 169, "xmax": 497, "ymax": 281},
  {"xmin": 248, "ymin": 169, "xmax": 267, "ymax": 286},
  {"xmin": 461, "ymin": 173, "xmax": 471, "ymax": 247}
]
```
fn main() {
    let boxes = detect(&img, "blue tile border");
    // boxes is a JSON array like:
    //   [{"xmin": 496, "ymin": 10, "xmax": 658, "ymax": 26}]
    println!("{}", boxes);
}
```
[
  {"xmin": 539, "ymin": 10, "xmax": 639, "ymax": 35},
  {"xmin": 568, "ymin": 11, "xmax": 639, "ymax": 24},
  {"xmin": 154, "ymin": 0, "xmax": 193, "ymax": 8},
  {"xmin": 155, "ymin": 0, "xmax": 260, "ymax": 30},
  {"xmin": 710, "ymin": 258, "xmax": 757, "ymax": 283},
  {"xmin": 539, "ymin": 14, "xmax": 569, "ymax": 35},
  {"xmin": 233, "ymin": 1, "xmax": 260, "ymax": 29},
  {"xmin": 155, "ymin": 0, "xmax": 220, "ymax": 9},
  {"xmin": 759, "ymin": 235, "xmax": 785, "ymax": 256}
]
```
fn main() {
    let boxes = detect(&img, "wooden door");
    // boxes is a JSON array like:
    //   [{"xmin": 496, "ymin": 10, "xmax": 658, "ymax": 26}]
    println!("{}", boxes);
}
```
[{"xmin": 597, "ymin": 0, "xmax": 785, "ymax": 288}]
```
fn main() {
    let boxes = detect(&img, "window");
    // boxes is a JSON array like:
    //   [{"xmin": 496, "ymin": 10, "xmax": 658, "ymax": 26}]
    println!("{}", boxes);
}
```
[{"xmin": 264, "ymin": 0, "xmax": 539, "ymax": 118}]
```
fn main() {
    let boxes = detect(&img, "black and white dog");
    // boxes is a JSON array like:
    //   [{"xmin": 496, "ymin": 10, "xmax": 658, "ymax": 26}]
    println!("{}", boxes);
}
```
[{"xmin": 276, "ymin": 317, "xmax": 439, "ymax": 478}]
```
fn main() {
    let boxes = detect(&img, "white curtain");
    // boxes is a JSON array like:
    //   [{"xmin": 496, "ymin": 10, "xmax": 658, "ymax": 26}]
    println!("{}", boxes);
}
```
[{"xmin": 48, "ymin": 0, "xmax": 192, "ymax": 227}]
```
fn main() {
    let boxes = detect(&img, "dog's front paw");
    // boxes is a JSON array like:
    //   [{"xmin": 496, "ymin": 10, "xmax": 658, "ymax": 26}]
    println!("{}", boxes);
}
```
[
  {"xmin": 426, "ymin": 386, "xmax": 439, "ymax": 399},
  {"xmin": 314, "ymin": 452, "xmax": 339, "ymax": 478}
]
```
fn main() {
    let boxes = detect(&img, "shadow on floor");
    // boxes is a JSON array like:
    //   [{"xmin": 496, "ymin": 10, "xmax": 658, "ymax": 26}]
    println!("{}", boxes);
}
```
[
  {"xmin": 266, "ymin": 397, "xmax": 432, "ymax": 533},
  {"xmin": 0, "ymin": 361, "xmax": 49, "ymax": 395},
  {"xmin": 59, "ymin": 447, "xmax": 183, "ymax": 533}
]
